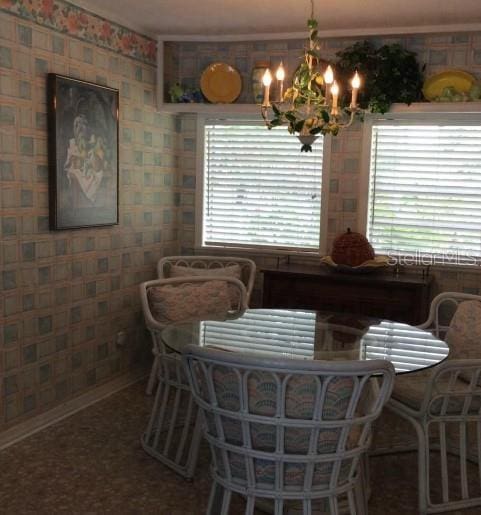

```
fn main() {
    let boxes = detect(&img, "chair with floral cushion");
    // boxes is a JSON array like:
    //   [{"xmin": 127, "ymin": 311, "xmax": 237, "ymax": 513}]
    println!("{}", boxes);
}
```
[
  {"xmin": 139, "ymin": 276, "xmax": 247, "ymax": 478},
  {"xmin": 145, "ymin": 255, "xmax": 256, "ymax": 395},
  {"xmin": 182, "ymin": 344, "xmax": 395, "ymax": 514},
  {"xmin": 388, "ymin": 359, "xmax": 481, "ymax": 514},
  {"xmin": 375, "ymin": 296, "xmax": 481, "ymax": 514}
]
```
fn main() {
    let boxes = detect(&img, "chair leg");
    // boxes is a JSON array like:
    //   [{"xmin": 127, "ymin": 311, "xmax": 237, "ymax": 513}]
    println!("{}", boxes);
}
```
[
  {"xmin": 144, "ymin": 377, "xmax": 164, "ymax": 437},
  {"xmin": 220, "ymin": 489, "xmax": 232, "ymax": 515},
  {"xmin": 303, "ymin": 499, "xmax": 312, "ymax": 515},
  {"xmin": 142, "ymin": 375, "xmax": 201, "ymax": 479},
  {"xmin": 386, "ymin": 403, "xmax": 431, "ymax": 515},
  {"xmin": 353, "ymin": 478, "xmax": 368, "ymax": 515},
  {"xmin": 274, "ymin": 498, "xmax": 284, "ymax": 514},
  {"xmin": 146, "ymin": 355, "xmax": 159, "ymax": 395},
  {"xmin": 411, "ymin": 418, "xmax": 429, "ymax": 515},
  {"xmin": 207, "ymin": 481, "xmax": 231, "ymax": 515},
  {"xmin": 244, "ymin": 496, "xmax": 256, "ymax": 515},
  {"xmin": 184, "ymin": 410, "xmax": 203, "ymax": 478}
]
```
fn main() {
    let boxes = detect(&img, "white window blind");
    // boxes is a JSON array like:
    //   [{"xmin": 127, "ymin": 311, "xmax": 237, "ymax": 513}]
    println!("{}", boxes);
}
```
[
  {"xmin": 203, "ymin": 121, "xmax": 323, "ymax": 250},
  {"xmin": 367, "ymin": 121, "xmax": 481, "ymax": 259}
]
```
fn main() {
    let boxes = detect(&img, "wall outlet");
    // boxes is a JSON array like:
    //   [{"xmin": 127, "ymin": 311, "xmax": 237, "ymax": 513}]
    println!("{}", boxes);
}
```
[{"xmin": 116, "ymin": 331, "xmax": 127, "ymax": 347}]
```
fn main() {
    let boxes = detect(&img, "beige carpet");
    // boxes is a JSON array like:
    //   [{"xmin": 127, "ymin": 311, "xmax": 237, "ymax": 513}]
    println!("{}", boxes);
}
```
[{"xmin": 0, "ymin": 381, "xmax": 479, "ymax": 514}]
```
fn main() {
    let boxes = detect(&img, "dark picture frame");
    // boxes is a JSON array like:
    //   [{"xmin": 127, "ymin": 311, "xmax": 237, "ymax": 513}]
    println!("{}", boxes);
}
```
[{"xmin": 47, "ymin": 74, "xmax": 119, "ymax": 230}]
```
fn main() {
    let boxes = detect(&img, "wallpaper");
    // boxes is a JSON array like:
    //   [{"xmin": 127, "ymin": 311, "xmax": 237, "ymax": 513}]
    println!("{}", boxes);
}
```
[
  {"xmin": 0, "ymin": 9, "xmax": 179, "ymax": 432},
  {"xmin": 0, "ymin": 0, "xmax": 156, "ymax": 64}
]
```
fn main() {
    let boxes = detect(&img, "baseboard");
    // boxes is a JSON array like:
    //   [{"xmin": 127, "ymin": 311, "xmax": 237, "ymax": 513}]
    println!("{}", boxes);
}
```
[{"xmin": 0, "ymin": 370, "xmax": 147, "ymax": 451}]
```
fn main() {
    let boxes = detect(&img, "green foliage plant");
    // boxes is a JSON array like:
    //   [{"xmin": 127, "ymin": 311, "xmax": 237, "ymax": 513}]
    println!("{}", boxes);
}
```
[{"xmin": 335, "ymin": 40, "xmax": 424, "ymax": 113}]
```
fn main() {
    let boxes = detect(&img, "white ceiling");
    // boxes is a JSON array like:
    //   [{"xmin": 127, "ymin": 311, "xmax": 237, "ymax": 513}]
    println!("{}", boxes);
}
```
[{"xmin": 75, "ymin": 0, "xmax": 481, "ymax": 38}]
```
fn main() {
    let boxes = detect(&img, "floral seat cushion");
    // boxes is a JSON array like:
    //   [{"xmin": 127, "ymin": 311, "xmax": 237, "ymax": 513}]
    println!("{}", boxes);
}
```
[
  {"xmin": 147, "ymin": 279, "xmax": 232, "ymax": 324},
  {"xmin": 391, "ymin": 368, "xmax": 481, "ymax": 414},
  {"xmin": 169, "ymin": 264, "xmax": 243, "ymax": 308}
]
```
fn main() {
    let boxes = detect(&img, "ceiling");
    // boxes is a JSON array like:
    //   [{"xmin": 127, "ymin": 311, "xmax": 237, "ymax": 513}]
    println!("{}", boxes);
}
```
[{"xmin": 75, "ymin": 0, "xmax": 481, "ymax": 37}]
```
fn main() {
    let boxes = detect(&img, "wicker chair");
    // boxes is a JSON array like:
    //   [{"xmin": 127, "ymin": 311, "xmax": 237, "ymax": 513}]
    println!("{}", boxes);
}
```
[
  {"xmin": 183, "ymin": 344, "xmax": 395, "ymax": 514},
  {"xmin": 140, "ymin": 276, "xmax": 247, "ymax": 478},
  {"xmin": 376, "ymin": 294, "xmax": 481, "ymax": 514},
  {"xmin": 388, "ymin": 359, "xmax": 481, "ymax": 514},
  {"xmin": 145, "ymin": 255, "xmax": 256, "ymax": 395}
]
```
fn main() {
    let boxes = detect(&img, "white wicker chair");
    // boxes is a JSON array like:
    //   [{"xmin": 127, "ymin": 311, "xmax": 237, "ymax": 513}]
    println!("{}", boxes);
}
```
[
  {"xmin": 182, "ymin": 344, "xmax": 395, "ymax": 514},
  {"xmin": 388, "ymin": 359, "xmax": 481, "ymax": 514},
  {"xmin": 145, "ymin": 255, "xmax": 256, "ymax": 395},
  {"xmin": 373, "ymin": 295, "xmax": 481, "ymax": 514},
  {"xmin": 139, "ymin": 276, "xmax": 247, "ymax": 478}
]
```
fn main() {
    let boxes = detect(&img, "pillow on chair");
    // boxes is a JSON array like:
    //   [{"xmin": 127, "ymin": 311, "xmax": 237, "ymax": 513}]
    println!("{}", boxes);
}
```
[
  {"xmin": 445, "ymin": 300, "xmax": 481, "ymax": 384},
  {"xmin": 169, "ymin": 264, "xmax": 242, "ymax": 307},
  {"xmin": 446, "ymin": 300, "xmax": 481, "ymax": 359},
  {"xmin": 148, "ymin": 280, "xmax": 232, "ymax": 323}
]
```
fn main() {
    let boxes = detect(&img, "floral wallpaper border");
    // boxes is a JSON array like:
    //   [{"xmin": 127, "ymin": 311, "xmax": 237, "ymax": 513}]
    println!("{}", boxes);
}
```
[{"xmin": 0, "ymin": 0, "xmax": 156, "ymax": 65}]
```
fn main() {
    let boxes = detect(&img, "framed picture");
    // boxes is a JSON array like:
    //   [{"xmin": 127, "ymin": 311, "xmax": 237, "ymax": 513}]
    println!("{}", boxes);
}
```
[{"xmin": 47, "ymin": 74, "xmax": 119, "ymax": 230}]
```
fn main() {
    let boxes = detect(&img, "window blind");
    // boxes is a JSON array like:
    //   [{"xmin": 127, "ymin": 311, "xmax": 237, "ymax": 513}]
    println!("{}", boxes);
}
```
[
  {"xmin": 203, "ymin": 121, "xmax": 323, "ymax": 250},
  {"xmin": 367, "ymin": 123, "xmax": 481, "ymax": 259}
]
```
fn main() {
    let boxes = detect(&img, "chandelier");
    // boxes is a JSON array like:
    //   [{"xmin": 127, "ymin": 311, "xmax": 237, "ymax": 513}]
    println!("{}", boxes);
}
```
[{"xmin": 260, "ymin": 0, "xmax": 362, "ymax": 152}]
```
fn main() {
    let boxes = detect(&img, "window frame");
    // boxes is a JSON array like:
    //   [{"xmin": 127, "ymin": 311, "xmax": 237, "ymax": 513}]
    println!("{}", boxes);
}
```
[
  {"xmin": 360, "ymin": 110, "xmax": 481, "ymax": 263},
  {"xmin": 195, "ymin": 114, "xmax": 332, "ymax": 255}
]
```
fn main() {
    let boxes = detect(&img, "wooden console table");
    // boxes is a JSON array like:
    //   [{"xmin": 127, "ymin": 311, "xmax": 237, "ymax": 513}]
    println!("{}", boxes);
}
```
[{"xmin": 262, "ymin": 264, "xmax": 432, "ymax": 325}]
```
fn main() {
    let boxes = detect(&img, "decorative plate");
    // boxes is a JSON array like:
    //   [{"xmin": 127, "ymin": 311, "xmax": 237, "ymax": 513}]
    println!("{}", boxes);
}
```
[
  {"xmin": 200, "ymin": 63, "xmax": 242, "ymax": 103},
  {"xmin": 423, "ymin": 70, "xmax": 476, "ymax": 101},
  {"xmin": 321, "ymin": 255, "xmax": 390, "ymax": 274}
]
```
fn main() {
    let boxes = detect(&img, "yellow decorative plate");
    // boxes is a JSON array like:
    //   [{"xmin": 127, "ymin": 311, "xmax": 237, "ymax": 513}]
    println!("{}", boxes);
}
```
[
  {"xmin": 423, "ymin": 70, "xmax": 476, "ymax": 101},
  {"xmin": 200, "ymin": 63, "xmax": 242, "ymax": 103}
]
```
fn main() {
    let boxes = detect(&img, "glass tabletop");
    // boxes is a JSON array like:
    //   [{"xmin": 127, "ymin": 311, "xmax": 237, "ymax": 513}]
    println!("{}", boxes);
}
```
[{"xmin": 160, "ymin": 309, "xmax": 450, "ymax": 375}]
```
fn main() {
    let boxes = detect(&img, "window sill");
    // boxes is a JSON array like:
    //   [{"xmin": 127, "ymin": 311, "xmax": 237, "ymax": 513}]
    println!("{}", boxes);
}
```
[{"xmin": 196, "ymin": 244, "xmax": 321, "ymax": 259}]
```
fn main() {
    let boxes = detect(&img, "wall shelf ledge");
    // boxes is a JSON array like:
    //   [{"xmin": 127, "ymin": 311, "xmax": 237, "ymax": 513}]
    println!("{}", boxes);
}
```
[{"xmin": 157, "ymin": 101, "xmax": 481, "ymax": 116}]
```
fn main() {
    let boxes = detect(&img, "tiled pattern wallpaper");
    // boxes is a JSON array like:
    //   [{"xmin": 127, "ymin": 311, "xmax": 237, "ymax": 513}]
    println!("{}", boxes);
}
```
[
  {"xmin": 2, "ymin": 6, "xmax": 481, "ymax": 436},
  {"xmin": 0, "ymin": 12, "xmax": 180, "ymax": 431},
  {"xmin": 174, "ymin": 32, "xmax": 481, "ymax": 300}
]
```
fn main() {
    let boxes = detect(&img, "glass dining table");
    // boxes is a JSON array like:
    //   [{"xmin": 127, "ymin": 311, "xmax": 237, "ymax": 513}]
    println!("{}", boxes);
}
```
[{"xmin": 161, "ymin": 308, "xmax": 449, "ymax": 374}]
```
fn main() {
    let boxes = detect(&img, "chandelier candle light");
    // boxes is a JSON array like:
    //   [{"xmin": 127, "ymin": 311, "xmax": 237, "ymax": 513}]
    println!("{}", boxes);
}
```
[
  {"xmin": 262, "ymin": 69, "xmax": 272, "ymax": 107},
  {"xmin": 261, "ymin": 0, "xmax": 363, "ymax": 151}
]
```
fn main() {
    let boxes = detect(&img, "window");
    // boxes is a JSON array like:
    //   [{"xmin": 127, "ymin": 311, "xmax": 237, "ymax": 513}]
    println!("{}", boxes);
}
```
[
  {"xmin": 367, "ymin": 117, "xmax": 481, "ymax": 261},
  {"xmin": 201, "ymin": 120, "xmax": 323, "ymax": 250}
]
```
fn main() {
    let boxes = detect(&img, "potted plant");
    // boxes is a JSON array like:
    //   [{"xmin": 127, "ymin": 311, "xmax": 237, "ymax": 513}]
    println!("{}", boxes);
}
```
[{"xmin": 335, "ymin": 40, "xmax": 424, "ymax": 113}]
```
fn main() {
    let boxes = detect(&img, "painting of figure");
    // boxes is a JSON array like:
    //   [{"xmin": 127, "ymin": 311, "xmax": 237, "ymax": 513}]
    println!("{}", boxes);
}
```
[{"xmin": 48, "ymin": 74, "xmax": 119, "ymax": 229}]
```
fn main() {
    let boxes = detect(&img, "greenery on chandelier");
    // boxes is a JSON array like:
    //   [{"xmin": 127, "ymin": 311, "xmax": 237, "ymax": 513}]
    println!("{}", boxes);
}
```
[
  {"xmin": 336, "ymin": 41, "xmax": 424, "ymax": 113},
  {"xmin": 265, "ymin": 18, "xmax": 424, "ymax": 149},
  {"xmin": 267, "ymin": 18, "xmax": 340, "ymax": 139}
]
